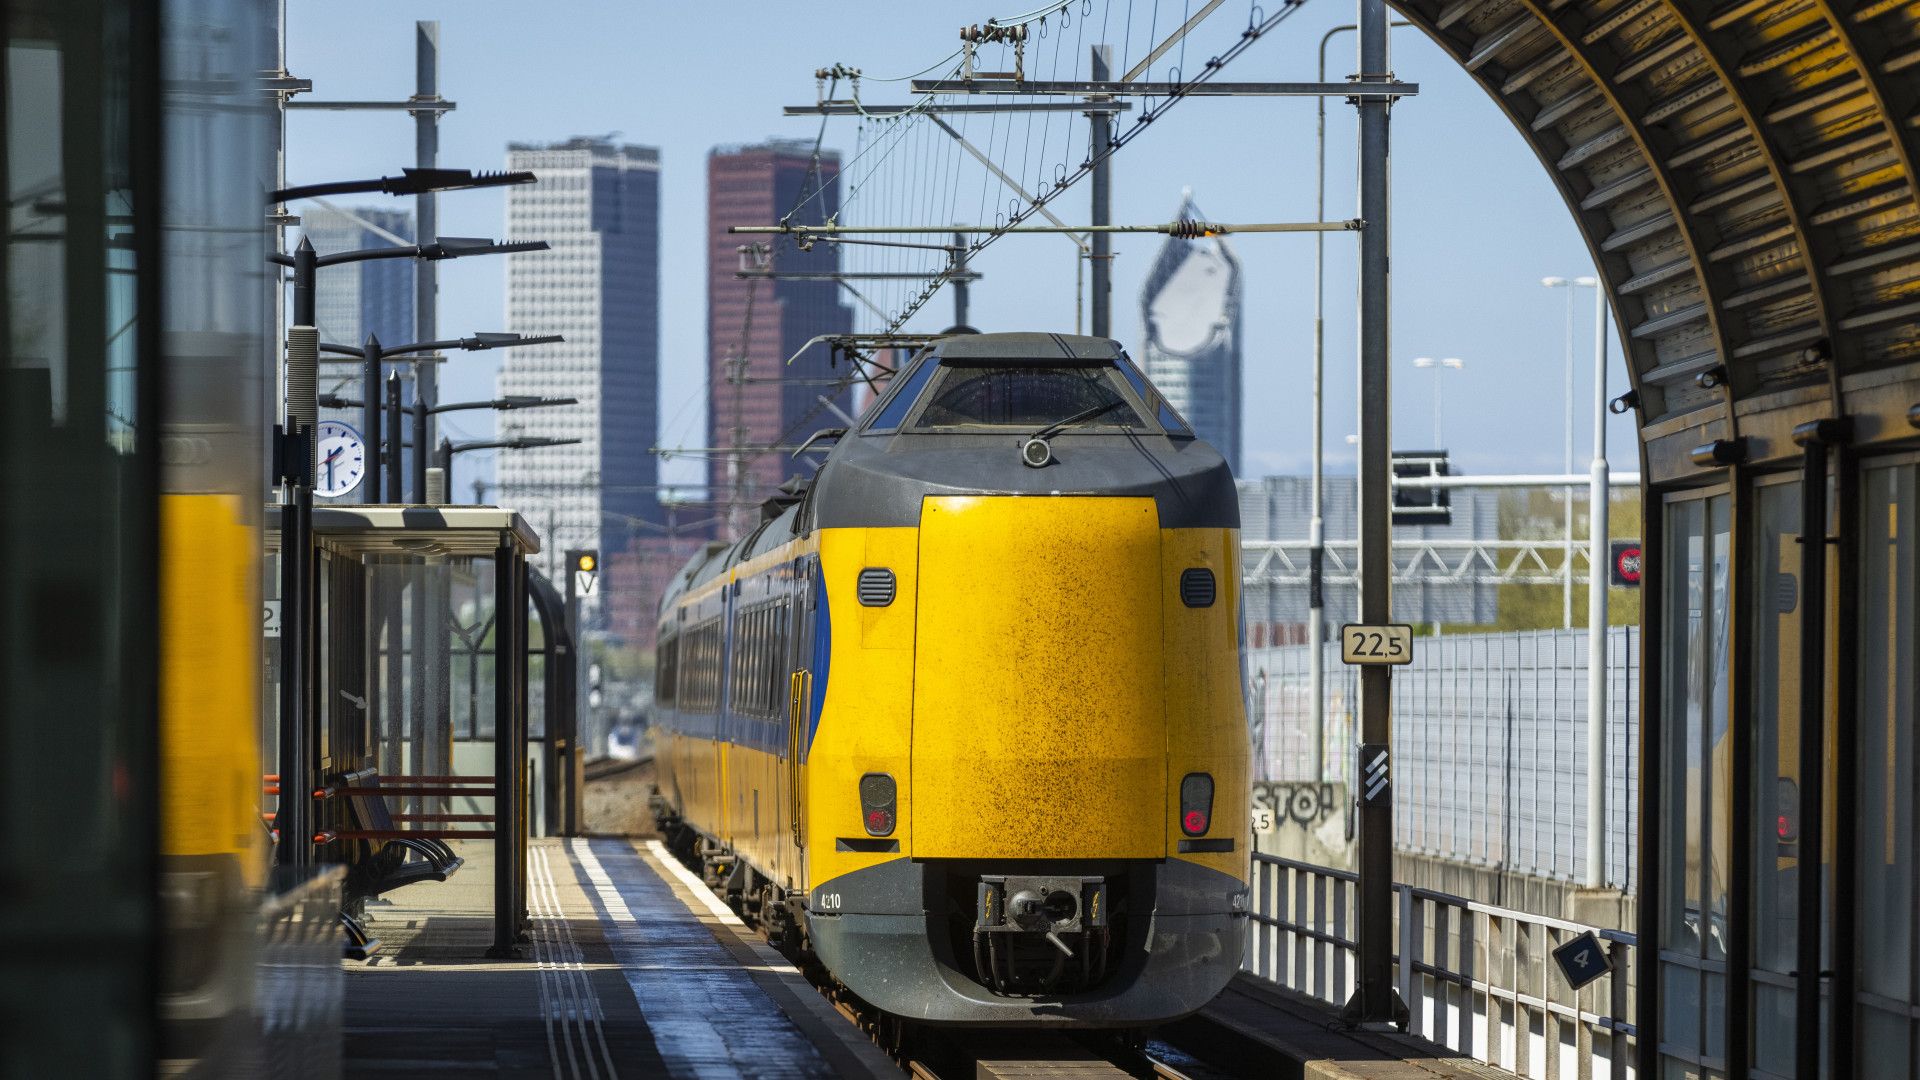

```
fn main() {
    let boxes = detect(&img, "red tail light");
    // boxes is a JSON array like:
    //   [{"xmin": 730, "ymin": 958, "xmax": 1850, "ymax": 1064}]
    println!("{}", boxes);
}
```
[
  {"xmin": 1180, "ymin": 773, "xmax": 1215, "ymax": 837},
  {"xmin": 860, "ymin": 773, "xmax": 897, "ymax": 837}
]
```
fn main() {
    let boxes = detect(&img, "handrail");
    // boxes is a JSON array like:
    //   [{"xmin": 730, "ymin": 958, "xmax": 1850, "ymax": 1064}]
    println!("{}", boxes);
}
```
[{"xmin": 1245, "ymin": 852, "xmax": 1638, "ymax": 1078}]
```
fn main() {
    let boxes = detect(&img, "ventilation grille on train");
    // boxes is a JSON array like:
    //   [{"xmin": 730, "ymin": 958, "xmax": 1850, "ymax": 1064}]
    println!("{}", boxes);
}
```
[
  {"xmin": 1180, "ymin": 567, "xmax": 1216, "ymax": 608},
  {"xmin": 857, "ymin": 568, "xmax": 896, "ymax": 607}
]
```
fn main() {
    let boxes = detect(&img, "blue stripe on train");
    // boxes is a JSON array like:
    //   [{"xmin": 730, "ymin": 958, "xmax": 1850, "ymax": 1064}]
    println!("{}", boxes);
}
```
[{"xmin": 807, "ymin": 565, "xmax": 830, "ymax": 760}]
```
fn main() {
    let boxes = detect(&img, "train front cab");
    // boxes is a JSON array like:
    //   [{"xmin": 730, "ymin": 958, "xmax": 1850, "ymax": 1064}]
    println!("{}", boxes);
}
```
[{"xmin": 801, "ymin": 493, "xmax": 1252, "ymax": 1026}]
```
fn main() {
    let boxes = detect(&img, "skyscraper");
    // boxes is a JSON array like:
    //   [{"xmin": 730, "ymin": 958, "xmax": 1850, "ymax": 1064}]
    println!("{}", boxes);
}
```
[
  {"xmin": 1139, "ymin": 191, "xmax": 1243, "ymax": 473},
  {"xmin": 499, "ymin": 138, "xmax": 661, "ymax": 580},
  {"xmin": 707, "ymin": 141, "xmax": 853, "ymax": 535},
  {"xmin": 301, "ymin": 204, "xmax": 416, "ymax": 351}
]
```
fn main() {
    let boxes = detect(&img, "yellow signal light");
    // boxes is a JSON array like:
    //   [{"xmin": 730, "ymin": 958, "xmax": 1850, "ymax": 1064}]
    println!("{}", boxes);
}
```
[{"xmin": 577, "ymin": 553, "xmax": 597, "ymax": 572}]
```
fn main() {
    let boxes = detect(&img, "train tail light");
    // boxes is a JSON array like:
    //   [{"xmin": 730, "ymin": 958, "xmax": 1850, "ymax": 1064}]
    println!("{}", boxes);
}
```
[
  {"xmin": 860, "ymin": 773, "xmax": 897, "ymax": 836},
  {"xmin": 1180, "ymin": 772, "xmax": 1214, "ymax": 836}
]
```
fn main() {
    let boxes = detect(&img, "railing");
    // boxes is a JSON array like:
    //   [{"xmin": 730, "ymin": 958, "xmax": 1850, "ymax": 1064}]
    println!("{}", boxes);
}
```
[{"xmin": 1246, "ymin": 853, "xmax": 1637, "ymax": 1079}]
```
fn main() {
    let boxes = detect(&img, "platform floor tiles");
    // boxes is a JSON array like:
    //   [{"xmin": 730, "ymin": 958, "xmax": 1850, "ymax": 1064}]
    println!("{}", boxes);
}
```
[{"xmin": 342, "ymin": 837, "xmax": 890, "ymax": 1079}]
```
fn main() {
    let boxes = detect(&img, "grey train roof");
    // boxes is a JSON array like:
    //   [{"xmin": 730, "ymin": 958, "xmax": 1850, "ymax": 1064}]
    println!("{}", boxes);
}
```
[
  {"xmin": 1392, "ymin": 0, "xmax": 1920, "ymax": 484},
  {"xmin": 657, "ymin": 333, "xmax": 1241, "ymax": 615}
]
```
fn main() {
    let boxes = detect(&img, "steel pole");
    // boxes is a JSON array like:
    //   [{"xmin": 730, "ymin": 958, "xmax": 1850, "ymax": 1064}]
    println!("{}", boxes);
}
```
[
  {"xmin": 1089, "ymin": 44, "xmax": 1113, "ymax": 338},
  {"xmin": 412, "ymin": 391, "xmax": 429, "ymax": 503},
  {"xmin": 1562, "ymin": 286, "xmax": 1574, "ymax": 628},
  {"xmin": 1309, "ymin": 28, "xmax": 1340, "ymax": 786},
  {"xmin": 413, "ymin": 21, "xmax": 440, "ymax": 445},
  {"xmin": 277, "ymin": 325, "xmax": 319, "ymax": 871},
  {"xmin": 1584, "ymin": 284, "xmax": 1609, "ymax": 888},
  {"xmin": 1344, "ymin": 0, "xmax": 1406, "ymax": 1028},
  {"xmin": 385, "ymin": 370, "xmax": 404, "ymax": 505},
  {"xmin": 952, "ymin": 232, "xmax": 970, "ymax": 328},
  {"xmin": 363, "ymin": 335, "xmax": 383, "ymax": 503}
]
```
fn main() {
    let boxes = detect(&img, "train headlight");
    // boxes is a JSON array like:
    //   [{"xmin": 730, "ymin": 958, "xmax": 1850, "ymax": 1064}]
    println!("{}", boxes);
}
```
[
  {"xmin": 1180, "ymin": 772, "xmax": 1214, "ymax": 836},
  {"xmin": 1021, "ymin": 437, "xmax": 1053, "ymax": 468},
  {"xmin": 860, "ymin": 772, "xmax": 897, "ymax": 836}
]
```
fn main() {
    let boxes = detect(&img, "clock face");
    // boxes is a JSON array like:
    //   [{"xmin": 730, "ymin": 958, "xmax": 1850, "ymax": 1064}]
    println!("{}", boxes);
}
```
[{"xmin": 313, "ymin": 419, "xmax": 367, "ymax": 499}]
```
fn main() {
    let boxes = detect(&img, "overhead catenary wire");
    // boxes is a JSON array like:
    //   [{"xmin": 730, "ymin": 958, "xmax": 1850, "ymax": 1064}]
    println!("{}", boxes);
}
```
[{"xmin": 736, "ymin": 0, "xmax": 1320, "ymax": 484}]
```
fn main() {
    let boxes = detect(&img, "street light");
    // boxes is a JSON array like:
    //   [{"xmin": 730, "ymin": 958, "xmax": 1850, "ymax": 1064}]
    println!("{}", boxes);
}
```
[
  {"xmin": 1315, "ymin": 19, "xmax": 1412, "ymax": 788},
  {"xmin": 268, "ymin": 167, "xmax": 534, "ymax": 205},
  {"xmin": 1542, "ymin": 275, "xmax": 1598, "ymax": 628},
  {"xmin": 263, "ymin": 166, "xmax": 543, "ymax": 874},
  {"xmin": 318, "ymin": 332, "xmax": 565, "ymax": 503},
  {"xmin": 1546, "ymin": 274, "xmax": 1613, "ymax": 888},
  {"xmin": 438, "ymin": 436, "xmax": 582, "ymax": 502},
  {"xmin": 1410, "ymin": 356, "xmax": 1465, "ymax": 446}
]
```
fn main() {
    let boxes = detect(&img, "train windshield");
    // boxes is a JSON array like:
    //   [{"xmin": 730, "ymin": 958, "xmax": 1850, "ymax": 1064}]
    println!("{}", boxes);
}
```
[{"xmin": 908, "ymin": 363, "xmax": 1147, "ymax": 430}]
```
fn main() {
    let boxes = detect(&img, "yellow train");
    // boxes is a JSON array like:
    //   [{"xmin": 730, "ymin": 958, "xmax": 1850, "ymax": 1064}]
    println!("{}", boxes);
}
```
[{"xmin": 651, "ymin": 332, "xmax": 1251, "ymax": 1026}]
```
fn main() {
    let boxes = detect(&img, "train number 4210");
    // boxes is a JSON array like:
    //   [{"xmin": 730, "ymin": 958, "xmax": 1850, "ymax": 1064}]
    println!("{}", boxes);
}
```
[{"xmin": 1339, "ymin": 623, "xmax": 1414, "ymax": 666}]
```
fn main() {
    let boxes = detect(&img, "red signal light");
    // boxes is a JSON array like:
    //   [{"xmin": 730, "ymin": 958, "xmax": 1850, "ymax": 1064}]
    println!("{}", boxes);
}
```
[
  {"xmin": 1183, "ymin": 809, "xmax": 1209, "ymax": 835},
  {"xmin": 866, "ymin": 808, "xmax": 894, "ymax": 835},
  {"xmin": 1777, "ymin": 814, "xmax": 1792, "ymax": 841}
]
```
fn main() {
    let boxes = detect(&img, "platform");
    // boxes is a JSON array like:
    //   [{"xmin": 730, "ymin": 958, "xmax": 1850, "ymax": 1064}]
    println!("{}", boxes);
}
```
[
  {"xmin": 1177, "ymin": 977, "xmax": 1518, "ymax": 1079},
  {"xmin": 341, "ymin": 837, "xmax": 894, "ymax": 1079}
]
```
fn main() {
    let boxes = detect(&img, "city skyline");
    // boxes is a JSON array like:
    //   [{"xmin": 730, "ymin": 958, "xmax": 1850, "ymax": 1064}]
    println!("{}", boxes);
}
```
[{"xmin": 282, "ymin": 3, "xmax": 1636, "ymax": 494}]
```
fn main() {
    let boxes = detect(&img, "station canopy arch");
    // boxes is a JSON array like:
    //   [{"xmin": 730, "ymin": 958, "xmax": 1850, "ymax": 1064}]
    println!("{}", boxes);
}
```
[{"xmin": 1396, "ymin": 0, "xmax": 1920, "ymax": 481}]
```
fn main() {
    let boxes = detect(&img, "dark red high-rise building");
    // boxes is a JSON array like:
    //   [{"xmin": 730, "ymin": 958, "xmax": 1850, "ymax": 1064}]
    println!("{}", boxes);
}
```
[{"xmin": 707, "ymin": 141, "xmax": 853, "ymax": 534}]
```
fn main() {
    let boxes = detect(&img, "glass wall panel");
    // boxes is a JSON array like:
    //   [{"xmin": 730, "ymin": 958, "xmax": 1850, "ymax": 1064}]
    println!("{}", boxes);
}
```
[
  {"xmin": 1750, "ymin": 478, "xmax": 1803, "ymax": 1074},
  {"xmin": 2, "ymin": 2, "xmax": 153, "ymax": 1073},
  {"xmin": 1857, "ymin": 459, "xmax": 1917, "ymax": 1079},
  {"xmin": 1660, "ymin": 491, "xmax": 1732, "ymax": 1075}
]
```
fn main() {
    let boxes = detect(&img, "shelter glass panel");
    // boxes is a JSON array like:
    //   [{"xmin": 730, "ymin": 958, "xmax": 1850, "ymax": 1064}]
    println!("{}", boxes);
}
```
[
  {"xmin": 1749, "ymin": 477, "xmax": 1802, "ymax": 1074},
  {"xmin": 1857, "ymin": 458, "xmax": 1918, "ymax": 1075},
  {"xmin": 1659, "ymin": 490, "xmax": 1731, "ymax": 1073}
]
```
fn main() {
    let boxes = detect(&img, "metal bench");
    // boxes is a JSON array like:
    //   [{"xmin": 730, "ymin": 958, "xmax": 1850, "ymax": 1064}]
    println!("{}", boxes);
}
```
[{"xmin": 335, "ymin": 768, "xmax": 466, "ymax": 900}]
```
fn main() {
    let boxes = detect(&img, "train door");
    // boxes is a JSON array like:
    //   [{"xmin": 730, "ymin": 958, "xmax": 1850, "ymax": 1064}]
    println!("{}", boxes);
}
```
[{"xmin": 786, "ymin": 557, "xmax": 817, "ymax": 882}]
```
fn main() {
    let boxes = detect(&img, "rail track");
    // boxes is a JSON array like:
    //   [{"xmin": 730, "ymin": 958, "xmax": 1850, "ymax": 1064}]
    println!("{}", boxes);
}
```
[{"xmin": 651, "ymin": 819, "xmax": 1269, "ymax": 1079}]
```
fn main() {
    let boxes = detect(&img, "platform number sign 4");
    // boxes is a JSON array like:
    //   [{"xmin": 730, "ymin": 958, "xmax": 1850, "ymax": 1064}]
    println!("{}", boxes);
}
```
[
  {"xmin": 1551, "ymin": 930, "xmax": 1613, "ymax": 991},
  {"xmin": 1340, "ymin": 623, "xmax": 1413, "ymax": 666}
]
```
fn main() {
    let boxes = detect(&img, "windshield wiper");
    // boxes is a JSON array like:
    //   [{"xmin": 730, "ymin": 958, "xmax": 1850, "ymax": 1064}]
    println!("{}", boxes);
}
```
[{"xmin": 1029, "ymin": 398, "xmax": 1125, "ymax": 442}]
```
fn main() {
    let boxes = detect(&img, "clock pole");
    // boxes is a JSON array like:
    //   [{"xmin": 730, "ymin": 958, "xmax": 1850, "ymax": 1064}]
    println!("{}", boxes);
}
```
[{"xmin": 363, "ymin": 333, "xmax": 383, "ymax": 502}]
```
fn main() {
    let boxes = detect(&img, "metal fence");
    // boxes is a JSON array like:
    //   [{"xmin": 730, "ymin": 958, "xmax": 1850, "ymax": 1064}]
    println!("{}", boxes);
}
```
[
  {"xmin": 1245, "ymin": 854, "xmax": 1637, "ymax": 1079},
  {"xmin": 1248, "ymin": 627, "xmax": 1639, "ymax": 890}
]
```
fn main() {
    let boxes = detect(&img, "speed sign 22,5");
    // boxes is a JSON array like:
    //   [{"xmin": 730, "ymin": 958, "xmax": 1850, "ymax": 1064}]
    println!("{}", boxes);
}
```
[{"xmin": 1340, "ymin": 623, "xmax": 1413, "ymax": 665}]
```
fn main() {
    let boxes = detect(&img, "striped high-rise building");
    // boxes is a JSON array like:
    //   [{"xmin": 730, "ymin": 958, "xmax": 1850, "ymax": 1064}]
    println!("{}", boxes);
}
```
[{"xmin": 498, "ymin": 138, "xmax": 662, "ymax": 583}]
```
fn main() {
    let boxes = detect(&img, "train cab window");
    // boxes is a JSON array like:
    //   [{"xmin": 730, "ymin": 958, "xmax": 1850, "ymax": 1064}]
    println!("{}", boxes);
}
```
[
  {"xmin": 909, "ymin": 363, "xmax": 1145, "ymax": 430},
  {"xmin": 1115, "ymin": 356, "xmax": 1192, "ymax": 436},
  {"xmin": 865, "ymin": 354, "xmax": 941, "ymax": 431}
]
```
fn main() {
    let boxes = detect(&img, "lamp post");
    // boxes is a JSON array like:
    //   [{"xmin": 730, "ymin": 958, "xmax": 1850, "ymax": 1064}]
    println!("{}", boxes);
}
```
[
  {"xmin": 267, "ymin": 169, "xmax": 538, "ymax": 873},
  {"xmin": 317, "ymin": 332, "xmax": 565, "ymax": 503},
  {"xmin": 1315, "ymin": 18, "xmax": 1409, "ymax": 786},
  {"xmin": 438, "ymin": 436, "xmax": 583, "ymax": 501},
  {"xmin": 1542, "ymin": 276, "xmax": 1597, "ymax": 628},
  {"xmin": 1410, "ymin": 356, "xmax": 1465, "ymax": 446}
]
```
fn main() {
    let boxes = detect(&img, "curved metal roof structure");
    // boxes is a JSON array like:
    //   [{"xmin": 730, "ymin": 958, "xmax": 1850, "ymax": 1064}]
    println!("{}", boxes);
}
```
[{"xmin": 1396, "ymin": 0, "xmax": 1920, "ymax": 483}]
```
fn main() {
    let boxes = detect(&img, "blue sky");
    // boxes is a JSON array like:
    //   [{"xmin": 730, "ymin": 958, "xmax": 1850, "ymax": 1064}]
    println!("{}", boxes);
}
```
[{"xmin": 283, "ymin": 1, "xmax": 1636, "ymax": 495}]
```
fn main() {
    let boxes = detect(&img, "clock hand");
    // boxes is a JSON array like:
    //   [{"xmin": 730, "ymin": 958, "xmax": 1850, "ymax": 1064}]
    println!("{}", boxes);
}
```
[{"xmin": 323, "ymin": 446, "xmax": 342, "ymax": 488}]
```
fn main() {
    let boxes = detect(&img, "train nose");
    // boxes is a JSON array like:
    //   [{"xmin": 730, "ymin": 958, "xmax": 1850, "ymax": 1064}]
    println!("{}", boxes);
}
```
[{"xmin": 909, "ymin": 495, "xmax": 1167, "ymax": 860}]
